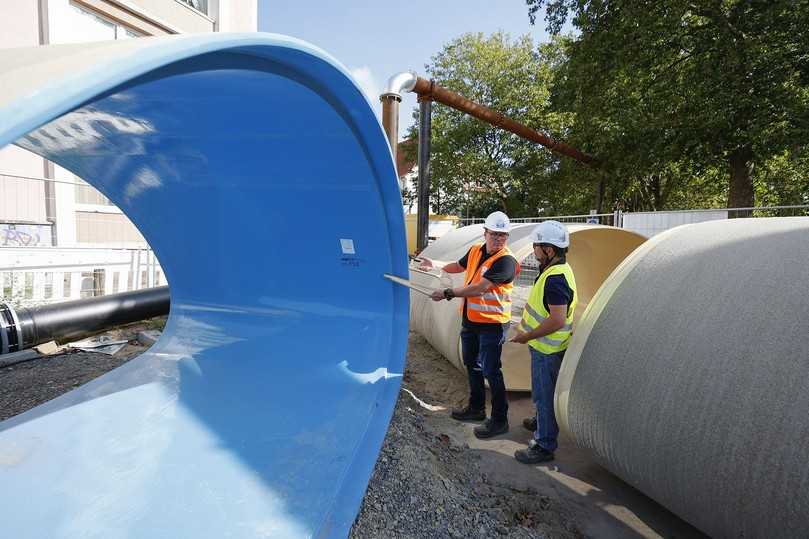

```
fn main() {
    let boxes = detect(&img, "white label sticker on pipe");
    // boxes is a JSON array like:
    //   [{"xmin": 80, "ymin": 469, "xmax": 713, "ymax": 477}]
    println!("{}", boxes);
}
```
[{"xmin": 340, "ymin": 238, "xmax": 355, "ymax": 255}]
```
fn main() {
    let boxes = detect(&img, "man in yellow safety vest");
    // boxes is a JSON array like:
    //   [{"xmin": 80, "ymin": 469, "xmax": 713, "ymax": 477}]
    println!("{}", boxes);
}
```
[
  {"xmin": 419, "ymin": 211, "xmax": 518, "ymax": 439},
  {"xmin": 511, "ymin": 220, "xmax": 577, "ymax": 463}
]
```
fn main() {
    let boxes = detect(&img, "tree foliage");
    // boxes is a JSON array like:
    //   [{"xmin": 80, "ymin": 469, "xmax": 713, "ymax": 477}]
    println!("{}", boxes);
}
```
[
  {"xmin": 407, "ymin": 3, "xmax": 808, "ymax": 217},
  {"xmin": 404, "ymin": 32, "xmax": 592, "ymax": 217},
  {"xmin": 526, "ymin": 0, "xmax": 809, "ymax": 209}
]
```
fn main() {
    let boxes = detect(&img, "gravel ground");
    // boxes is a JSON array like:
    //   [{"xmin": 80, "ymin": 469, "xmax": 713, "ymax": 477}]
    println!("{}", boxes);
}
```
[
  {"xmin": 350, "ymin": 333, "xmax": 581, "ymax": 539},
  {"xmin": 349, "ymin": 394, "xmax": 577, "ymax": 539},
  {"xmin": 0, "ymin": 325, "xmax": 152, "ymax": 422},
  {"xmin": 0, "ymin": 326, "xmax": 580, "ymax": 538}
]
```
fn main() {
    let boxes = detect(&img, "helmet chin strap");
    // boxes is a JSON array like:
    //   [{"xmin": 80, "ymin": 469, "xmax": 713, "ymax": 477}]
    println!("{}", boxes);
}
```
[{"xmin": 538, "ymin": 246, "xmax": 559, "ymax": 272}]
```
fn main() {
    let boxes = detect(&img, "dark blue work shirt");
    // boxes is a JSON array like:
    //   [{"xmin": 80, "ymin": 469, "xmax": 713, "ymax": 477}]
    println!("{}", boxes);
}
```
[{"xmin": 536, "ymin": 260, "xmax": 573, "ymax": 311}]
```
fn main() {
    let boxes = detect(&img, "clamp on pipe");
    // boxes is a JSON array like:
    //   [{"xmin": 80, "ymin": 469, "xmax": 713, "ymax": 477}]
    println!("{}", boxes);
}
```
[{"xmin": 0, "ymin": 302, "xmax": 23, "ymax": 354}]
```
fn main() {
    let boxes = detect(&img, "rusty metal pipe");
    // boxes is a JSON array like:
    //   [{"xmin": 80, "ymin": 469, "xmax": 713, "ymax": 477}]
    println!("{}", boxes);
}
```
[
  {"xmin": 380, "ymin": 94, "xmax": 400, "ymax": 161},
  {"xmin": 379, "ymin": 72, "xmax": 418, "ymax": 162},
  {"xmin": 411, "ymin": 77, "xmax": 596, "ymax": 166}
]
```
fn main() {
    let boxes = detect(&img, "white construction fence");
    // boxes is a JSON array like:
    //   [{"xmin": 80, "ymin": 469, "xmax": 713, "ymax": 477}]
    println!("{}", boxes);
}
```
[
  {"xmin": 0, "ymin": 247, "xmax": 163, "ymax": 308},
  {"xmin": 458, "ymin": 204, "xmax": 809, "ymax": 239}
]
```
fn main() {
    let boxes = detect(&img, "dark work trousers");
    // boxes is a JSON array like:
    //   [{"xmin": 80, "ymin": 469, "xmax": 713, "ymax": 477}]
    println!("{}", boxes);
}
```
[{"xmin": 460, "ymin": 325, "xmax": 508, "ymax": 423}]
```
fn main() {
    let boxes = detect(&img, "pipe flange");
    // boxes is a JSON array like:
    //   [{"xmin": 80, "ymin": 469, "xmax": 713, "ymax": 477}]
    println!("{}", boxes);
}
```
[
  {"xmin": 0, "ymin": 303, "xmax": 9, "ymax": 355},
  {"xmin": 6, "ymin": 303, "xmax": 23, "ymax": 353}
]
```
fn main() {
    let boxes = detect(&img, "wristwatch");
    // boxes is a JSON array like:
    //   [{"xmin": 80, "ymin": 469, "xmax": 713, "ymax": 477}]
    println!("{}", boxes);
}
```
[{"xmin": 443, "ymin": 288, "xmax": 455, "ymax": 300}]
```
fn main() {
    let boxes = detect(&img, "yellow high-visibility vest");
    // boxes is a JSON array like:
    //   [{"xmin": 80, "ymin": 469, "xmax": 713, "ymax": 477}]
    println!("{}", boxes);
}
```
[{"xmin": 519, "ymin": 262, "xmax": 578, "ymax": 354}]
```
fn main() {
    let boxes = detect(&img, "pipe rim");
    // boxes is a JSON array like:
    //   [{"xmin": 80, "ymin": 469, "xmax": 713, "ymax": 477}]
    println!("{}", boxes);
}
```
[
  {"xmin": 6, "ymin": 303, "xmax": 22, "ymax": 354},
  {"xmin": 0, "ymin": 304, "xmax": 10, "ymax": 354},
  {"xmin": 553, "ymin": 224, "xmax": 682, "ymax": 438}
]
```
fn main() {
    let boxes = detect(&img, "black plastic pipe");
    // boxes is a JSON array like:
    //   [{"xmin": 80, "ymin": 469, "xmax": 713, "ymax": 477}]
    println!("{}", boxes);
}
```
[{"xmin": 0, "ymin": 286, "xmax": 170, "ymax": 354}]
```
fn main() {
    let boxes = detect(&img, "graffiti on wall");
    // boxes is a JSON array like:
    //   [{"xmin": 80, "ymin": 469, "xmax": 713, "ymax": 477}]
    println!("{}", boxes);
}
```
[{"xmin": 1, "ymin": 224, "xmax": 53, "ymax": 247}]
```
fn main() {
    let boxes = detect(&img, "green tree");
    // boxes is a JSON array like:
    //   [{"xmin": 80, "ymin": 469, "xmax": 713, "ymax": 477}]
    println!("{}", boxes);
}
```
[
  {"xmin": 404, "ymin": 32, "xmax": 589, "ymax": 217},
  {"xmin": 527, "ymin": 0, "xmax": 809, "ymax": 209}
]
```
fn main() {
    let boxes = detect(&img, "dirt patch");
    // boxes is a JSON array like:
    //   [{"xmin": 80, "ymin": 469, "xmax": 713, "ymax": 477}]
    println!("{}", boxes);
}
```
[
  {"xmin": 351, "ymin": 332, "xmax": 582, "ymax": 539},
  {"xmin": 401, "ymin": 331, "xmax": 469, "ymax": 409},
  {"xmin": 350, "ymin": 393, "xmax": 581, "ymax": 539},
  {"xmin": 0, "ymin": 319, "xmax": 162, "ymax": 422}
]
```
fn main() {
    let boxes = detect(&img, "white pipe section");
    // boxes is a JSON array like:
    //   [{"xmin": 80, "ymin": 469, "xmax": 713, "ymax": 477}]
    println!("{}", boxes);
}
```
[{"xmin": 381, "ymin": 71, "xmax": 417, "ymax": 99}]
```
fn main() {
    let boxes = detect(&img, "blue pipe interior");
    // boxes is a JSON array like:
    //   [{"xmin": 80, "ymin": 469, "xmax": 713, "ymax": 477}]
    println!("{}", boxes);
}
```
[{"xmin": 0, "ymin": 36, "xmax": 408, "ymax": 538}]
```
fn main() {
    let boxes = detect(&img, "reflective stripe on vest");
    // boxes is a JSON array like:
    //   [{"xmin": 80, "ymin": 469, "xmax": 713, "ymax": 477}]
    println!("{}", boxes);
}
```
[
  {"xmin": 482, "ymin": 291, "xmax": 512, "ymax": 302},
  {"xmin": 519, "ymin": 262, "xmax": 578, "ymax": 354},
  {"xmin": 469, "ymin": 303, "xmax": 507, "ymax": 313},
  {"xmin": 461, "ymin": 244, "xmax": 517, "ymax": 324}
]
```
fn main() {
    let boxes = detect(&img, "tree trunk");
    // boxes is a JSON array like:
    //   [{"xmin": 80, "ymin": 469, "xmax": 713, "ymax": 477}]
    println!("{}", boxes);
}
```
[
  {"xmin": 595, "ymin": 179, "xmax": 605, "ymax": 214},
  {"xmin": 651, "ymin": 174, "xmax": 662, "ymax": 211},
  {"xmin": 727, "ymin": 146, "xmax": 754, "ymax": 216}
]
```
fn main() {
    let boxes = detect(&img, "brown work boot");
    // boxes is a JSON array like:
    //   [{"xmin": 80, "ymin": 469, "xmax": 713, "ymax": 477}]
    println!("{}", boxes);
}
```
[
  {"xmin": 473, "ymin": 418, "xmax": 509, "ymax": 439},
  {"xmin": 450, "ymin": 405, "xmax": 485, "ymax": 422},
  {"xmin": 515, "ymin": 440, "xmax": 554, "ymax": 464}
]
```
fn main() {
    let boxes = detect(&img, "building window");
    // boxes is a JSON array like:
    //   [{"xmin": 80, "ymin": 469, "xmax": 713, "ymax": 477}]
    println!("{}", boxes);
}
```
[
  {"xmin": 75, "ymin": 177, "xmax": 114, "ymax": 206},
  {"xmin": 113, "ymin": 272, "xmax": 120, "ymax": 294},
  {"xmin": 75, "ymin": 212, "xmax": 146, "ymax": 246},
  {"xmin": 178, "ymin": 0, "xmax": 208, "ymax": 15},
  {"xmin": 49, "ymin": 1, "xmax": 142, "ymax": 46}
]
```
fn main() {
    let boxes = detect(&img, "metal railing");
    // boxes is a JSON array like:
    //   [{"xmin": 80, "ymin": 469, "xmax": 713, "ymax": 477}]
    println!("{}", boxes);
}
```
[
  {"xmin": 458, "ymin": 204, "xmax": 809, "ymax": 237},
  {"xmin": 458, "ymin": 211, "xmax": 619, "ymax": 228},
  {"xmin": 0, "ymin": 247, "xmax": 163, "ymax": 309}
]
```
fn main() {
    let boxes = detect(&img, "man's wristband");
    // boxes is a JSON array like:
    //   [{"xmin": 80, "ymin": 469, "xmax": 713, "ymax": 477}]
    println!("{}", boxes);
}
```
[{"xmin": 443, "ymin": 288, "xmax": 455, "ymax": 300}]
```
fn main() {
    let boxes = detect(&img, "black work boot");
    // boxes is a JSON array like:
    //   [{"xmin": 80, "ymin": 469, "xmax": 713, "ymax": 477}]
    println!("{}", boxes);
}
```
[
  {"xmin": 450, "ymin": 405, "xmax": 485, "ymax": 422},
  {"xmin": 473, "ymin": 418, "xmax": 509, "ymax": 439},
  {"xmin": 514, "ymin": 439, "xmax": 554, "ymax": 464},
  {"xmin": 522, "ymin": 416, "xmax": 537, "ymax": 432}
]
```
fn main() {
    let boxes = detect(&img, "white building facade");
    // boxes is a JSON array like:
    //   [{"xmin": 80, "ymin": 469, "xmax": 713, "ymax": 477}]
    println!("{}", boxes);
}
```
[{"xmin": 0, "ymin": 0, "xmax": 257, "ymax": 304}]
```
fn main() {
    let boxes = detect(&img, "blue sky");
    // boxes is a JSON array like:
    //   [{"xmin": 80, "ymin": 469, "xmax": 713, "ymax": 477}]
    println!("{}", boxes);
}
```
[{"xmin": 258, "ymin": 1, "xmax": 558, "ymax": 137}]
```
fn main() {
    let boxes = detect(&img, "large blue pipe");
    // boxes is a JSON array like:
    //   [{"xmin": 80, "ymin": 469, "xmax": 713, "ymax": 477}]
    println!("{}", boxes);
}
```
[{"xmin": 0, "ymin": 34, "xmax": 408, "ymax": 538}]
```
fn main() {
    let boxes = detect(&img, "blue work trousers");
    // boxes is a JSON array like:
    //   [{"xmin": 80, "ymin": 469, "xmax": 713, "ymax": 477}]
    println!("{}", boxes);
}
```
[
  {"xmin": 460, "ymin": 327, "xmax": 508, "ymax": 422},
  {"xmin": 531, "ymin": 347, "xmax": 564, "ymax": 452}
]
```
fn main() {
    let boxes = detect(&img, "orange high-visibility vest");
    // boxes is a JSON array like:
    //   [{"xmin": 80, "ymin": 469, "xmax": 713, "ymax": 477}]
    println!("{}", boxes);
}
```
[{"xmin": 460, "ymin": 244, "xmax": 517, "ymax": 324}]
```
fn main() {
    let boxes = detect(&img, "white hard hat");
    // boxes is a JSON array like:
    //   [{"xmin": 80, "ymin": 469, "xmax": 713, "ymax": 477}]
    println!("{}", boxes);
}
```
[
  {"xmin": 531, "ymin": 220, "xmax": 569, "ymax": 248},
  {"xmin": 483, "ymin": 211, "xmax": 510, "ymax": 233}
]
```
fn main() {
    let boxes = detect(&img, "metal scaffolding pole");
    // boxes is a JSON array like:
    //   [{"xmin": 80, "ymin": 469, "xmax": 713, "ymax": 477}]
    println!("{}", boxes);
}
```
[{"xmin": 417, "ymin": 97, "xmax": 432, "ymax": 252}]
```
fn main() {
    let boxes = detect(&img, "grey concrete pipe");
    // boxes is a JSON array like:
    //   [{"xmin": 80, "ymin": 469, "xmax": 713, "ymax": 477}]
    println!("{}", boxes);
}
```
[
  {"xmin": 409, "ymin": 223, "xmax": 646, "ymax": 390},
  {"xmin": 556, "ymin": 217, "xmax": 809, "ymax": 538}
]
